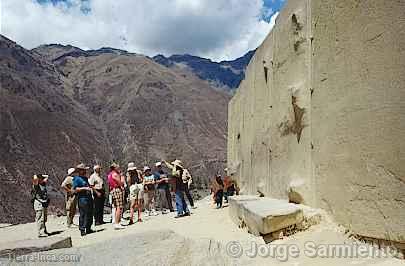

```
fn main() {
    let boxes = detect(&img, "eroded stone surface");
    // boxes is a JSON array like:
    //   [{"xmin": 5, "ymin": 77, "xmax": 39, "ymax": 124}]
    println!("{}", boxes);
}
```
[{"xmin": 227, "ymin": 0, "xmax": 405, "ymax": 242}]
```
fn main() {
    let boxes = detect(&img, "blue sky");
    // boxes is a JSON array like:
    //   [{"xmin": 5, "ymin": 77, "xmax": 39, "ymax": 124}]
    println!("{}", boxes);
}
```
[{"xmin": 3, "ymin": 0, "xmax": 284, "ymax": 61}]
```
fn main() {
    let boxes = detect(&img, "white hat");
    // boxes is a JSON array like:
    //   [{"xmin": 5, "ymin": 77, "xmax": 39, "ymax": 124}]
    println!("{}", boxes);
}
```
[
  {"xmin": 155, "ymin": 162, "xmax": 162, "ymax": 167},
  {"xmin": 76, "ymin": 163, "xmax": 90, "ymax": 170},
  {"xmin": 67, "ymin": 168, "xmax": 75, "ymax": 176},
  {"xmin": 127, "ymin": 162, "xmax": 137, "ymax": 171},
  {"xmin": 143, "ymin": 166, "xmax": 151, "ymax": 172},
  {"xmin": 171, "ymin": 159, "xmax": 184, "ymax": 169},
  {"xmin": 93, "ymin": 165, "xmax": 101, "ymax": 170}
]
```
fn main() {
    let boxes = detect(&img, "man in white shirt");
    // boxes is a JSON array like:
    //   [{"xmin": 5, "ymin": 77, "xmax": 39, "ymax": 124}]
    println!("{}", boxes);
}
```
[
  {"xmin": 89, "ymin": 165, "xmax": 105, "ymax": 225},
  {"xmin": 61, "ymin": 168, "xmax": 77, "ymax": 228}
]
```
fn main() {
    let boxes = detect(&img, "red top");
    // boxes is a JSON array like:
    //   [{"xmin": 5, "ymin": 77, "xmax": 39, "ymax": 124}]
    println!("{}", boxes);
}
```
[{"xmin": 108, "ymin": 170, "xmax": 121, "ymax": 190}]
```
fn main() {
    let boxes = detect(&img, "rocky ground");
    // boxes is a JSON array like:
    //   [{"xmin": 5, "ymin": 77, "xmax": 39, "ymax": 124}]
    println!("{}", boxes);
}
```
[{"xmin": 0, "ymin": 197, "xmax": 404, "ymax": 266}]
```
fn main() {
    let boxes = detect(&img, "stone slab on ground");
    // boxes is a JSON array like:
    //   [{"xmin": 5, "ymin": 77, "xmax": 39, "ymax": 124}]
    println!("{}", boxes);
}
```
[
  {"xmin": 0, "ymin": 237, "xmax": 72, "ymax": 257},
  {"xmin": 229, "ymin": 196, "xmax": 303, "ymax": 236},
  {"xmin": 0, "ymin": 224, "xmax": 12, "ymax": 229}
]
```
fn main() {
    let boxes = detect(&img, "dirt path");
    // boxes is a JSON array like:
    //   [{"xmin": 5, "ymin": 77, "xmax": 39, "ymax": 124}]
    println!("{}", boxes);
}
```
[{"xmin": 0, "ymin": 197, "xmax": 403, "ymax": 265}]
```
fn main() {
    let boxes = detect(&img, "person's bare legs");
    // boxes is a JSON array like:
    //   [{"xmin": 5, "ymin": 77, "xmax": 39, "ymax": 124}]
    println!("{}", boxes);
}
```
[
  {"xmin": 115, "ymin": 207, "xmax": 122, "ymax": 225},
  {"xmin": 129, "ymin": 199, "xmax": 136, "ymax": 224},
  {"xmin": 136, "ymin": 199, "xmax": 143, "ymax": 222}
]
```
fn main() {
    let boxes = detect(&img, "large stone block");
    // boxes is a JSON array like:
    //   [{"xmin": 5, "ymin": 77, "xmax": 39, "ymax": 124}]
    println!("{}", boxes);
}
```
[
  {"xmin": 229, "ymin": 196, "xmax": 303, "ymax": 236},
  {"xmin": 0, "ymin": 237, "xmax": 72, "ymax": 258}
]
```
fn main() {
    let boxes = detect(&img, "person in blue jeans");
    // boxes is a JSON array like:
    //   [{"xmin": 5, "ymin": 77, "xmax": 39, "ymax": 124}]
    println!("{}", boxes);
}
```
[
  {"xmin": 163, "ymin": 160, "xmax": 190, "ymax": 218},
  {"xmin": 73, "ymin": 163, "xmax": 94, "ymax": 236}
]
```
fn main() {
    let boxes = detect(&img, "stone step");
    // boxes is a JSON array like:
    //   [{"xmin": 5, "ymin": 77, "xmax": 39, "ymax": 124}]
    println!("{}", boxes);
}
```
[
  {"xmin": 229, "ymin": 196, "xmax": 304, "ymax": 236},
  {"xmin": 0, "ymin": 237, "xmax": 72, "ymax": 258}
]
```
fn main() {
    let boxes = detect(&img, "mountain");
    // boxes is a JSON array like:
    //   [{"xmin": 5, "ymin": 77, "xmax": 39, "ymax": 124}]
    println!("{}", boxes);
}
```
[
  {"xmin": 0, "ymin": 38, "xmax": 229, "ymax": 224},
  {"xmin": 0, "ymin": 36, "xmax": 112, "ymax": 224},
  {"xmin": 153, "ymin": 50, "xmax": 255, "ymax": 92}
]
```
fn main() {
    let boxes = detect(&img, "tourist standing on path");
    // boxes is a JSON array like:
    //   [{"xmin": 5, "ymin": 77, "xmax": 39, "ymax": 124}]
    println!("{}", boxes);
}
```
[
  {"xmin": 127, "ymin": 162, "xmax": 144, "ymax": 224},
  {"xmin": 212, "ymin": 174, "xmax": 224, "ymax": 209},
  {"xmin": 163, "ymin": 160, "xmax": 190, "ymax": 218},
  {"xmin": 182, "ymin": 168, "xmax": 196, "ymax": 209},
  {"xmin": 153, "ymin": 162, "xmax": 171, "ymax": 214},
  {"xmin": 89, "ymin": 165, "xmax": 105, "ymax": 226},
  {"xmin": 61, "ymin": 168, "xmax": 77, "ymax": 228},
  {"xmin": 32, "ymin": 174, "xmax": 50, "ymax": 238},
  {"xmin": 73, "ymin": 163, "xmax": 94, "ymax": 236},
  {"xmin": 108, "ymin": 163, "xmax": 125, "ymax": 230},
  {"xmin": 143, "ymin": 166, "xmax": 158, "ymax": 216},
  {"xmin": 223, "ymin": 169, "xmax": 239, "ymax": 203}
]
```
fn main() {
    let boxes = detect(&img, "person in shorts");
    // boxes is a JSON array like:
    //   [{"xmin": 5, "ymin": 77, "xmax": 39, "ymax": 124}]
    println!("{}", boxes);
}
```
[
  {"xmin": 143, "ymin": 166, "xmax": 157, "ymax": 216},
  {"xmin": 108, "ymin": 163, "xmax": 125, "ymax": 230},
  {"xmin": 61, "ymin": 168, "xmax": 77, "ymax": 228},
  {"xmin": 127, "ymin": 162, "xmax": 144, "ymax": 224}
]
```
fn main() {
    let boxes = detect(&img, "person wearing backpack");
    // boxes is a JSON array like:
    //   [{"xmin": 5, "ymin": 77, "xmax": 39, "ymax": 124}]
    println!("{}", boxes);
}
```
[
  {"xmin": 163, "ymin": 159, "xmax": 190, "ymax": 218},
  {"xmin": 32, "ymin": 174, "xmax": 50, "ymax": 238}
]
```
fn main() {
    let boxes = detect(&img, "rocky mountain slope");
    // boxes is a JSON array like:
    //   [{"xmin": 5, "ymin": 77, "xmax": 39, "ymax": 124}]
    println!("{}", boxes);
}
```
[
  {"xmin": 0, "ymin": 35, "xmax": 112, "ymax": 224},
  {"xmin": 153, "ymin": 51, "xmax": 255, "ymax": 92},
  {"xmin": 0, "ymin": 36, "xmax": 229, "ymax": 224}
]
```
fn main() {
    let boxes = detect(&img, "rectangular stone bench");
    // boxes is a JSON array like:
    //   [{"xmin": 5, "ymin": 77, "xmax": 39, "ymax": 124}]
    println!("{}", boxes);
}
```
[{"xmin": 229, "ymin": 196, "xmax": 303, "ymax": 237}]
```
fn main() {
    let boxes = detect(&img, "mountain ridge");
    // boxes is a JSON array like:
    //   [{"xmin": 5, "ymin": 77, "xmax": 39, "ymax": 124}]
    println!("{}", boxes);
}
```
[
  {"xmin": 33, "ymin": 43, "xmax": 255, "ymax": 92},
  {"xmin": 0, "ymin": 35, "xmax": 229, "ymax": 224}
]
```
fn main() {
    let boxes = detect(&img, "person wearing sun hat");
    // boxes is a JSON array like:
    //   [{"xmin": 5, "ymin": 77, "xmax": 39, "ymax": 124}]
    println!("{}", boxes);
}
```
[
  {"xmin": 61, "ymin": 167, "xmax": 77, "ymax": 228},
  {"xmin": 73, "ymin": 163, "xmax": 94, "ymax": 236},
  {"xmin": 108, "ymin": 163, "xmax": 125, "ymax": 230},
  {"xmin": 32, "ymin": 174, "xmax": 50, "ymax": 237},
  {"xmin": 163, "ymin": 159, "xmax": 190, "ymax": 218},
  {"xmin": 153, "ymin": 161, "xmax": 171, "ymax": 214},
  {"xmin": 143, "ymin": 166, "xmax": 158, "ymax": 216},
  {"xmin": 127, "ymin": 162, "xmax": 144, "ymax": 224}
]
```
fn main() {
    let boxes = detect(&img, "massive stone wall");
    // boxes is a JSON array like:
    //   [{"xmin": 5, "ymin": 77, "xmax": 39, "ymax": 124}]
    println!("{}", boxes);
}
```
[{"xmin": 227, "ymin": 0, "xmax": 405, "ymax": 242}]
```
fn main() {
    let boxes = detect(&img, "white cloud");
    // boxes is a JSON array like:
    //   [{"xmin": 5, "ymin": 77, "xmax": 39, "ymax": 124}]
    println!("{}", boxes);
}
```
[{"xmin": 1, "ymin": 0, "xmax": 278, "ymax": 61}]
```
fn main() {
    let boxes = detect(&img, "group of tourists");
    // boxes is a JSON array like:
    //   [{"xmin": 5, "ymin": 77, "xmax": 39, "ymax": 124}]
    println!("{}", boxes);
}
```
[{"xmin": 31, "ymin": 159, "xmax": 198, "ymax": 237}]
